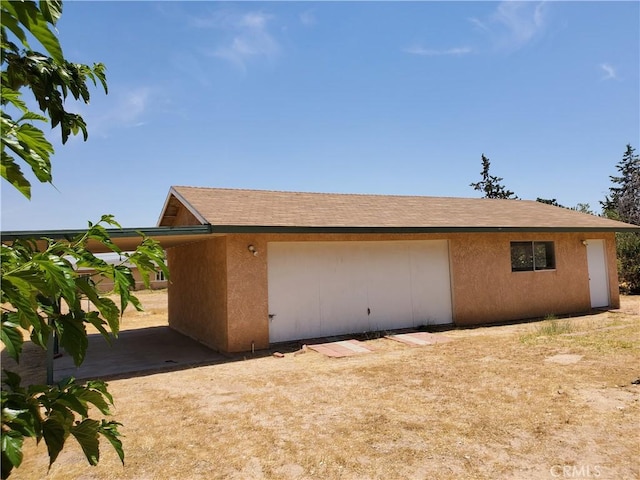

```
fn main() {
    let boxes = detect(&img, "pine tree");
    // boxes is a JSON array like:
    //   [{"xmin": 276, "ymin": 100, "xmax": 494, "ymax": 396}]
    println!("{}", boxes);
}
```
[
  {"xmin": 601, "ymin": 144, "xmax": 639, "ymax": 225},
  {"xmin": 470, "ymin": 154, "xmax": 518, "ymax": 199},
  {"xmin": 601, "ymin": 144, "xmax": 640, "ymax": 293}
]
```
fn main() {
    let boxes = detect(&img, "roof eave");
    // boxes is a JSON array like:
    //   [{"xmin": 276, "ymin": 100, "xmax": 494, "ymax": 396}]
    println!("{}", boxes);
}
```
[
  {"xmin": 1, "ymin": 225, "xmax": 215, "ymax": 242},
  {"xmin": 202, "ymin": 225, "xmax": 640, "ymax": 234},
  {"xmin": 2, "ymin": 224, "xmax": 637, "ymax": 244}
]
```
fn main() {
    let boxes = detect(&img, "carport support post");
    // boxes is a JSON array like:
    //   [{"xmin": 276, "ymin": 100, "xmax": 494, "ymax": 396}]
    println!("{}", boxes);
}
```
[
  {"xmin": 45, "ymin": 298, "xmax": 61, "ymax": 385},
  {"xmin": 46, "ymin": 325, "xmax": 54, "ymax": 385}
]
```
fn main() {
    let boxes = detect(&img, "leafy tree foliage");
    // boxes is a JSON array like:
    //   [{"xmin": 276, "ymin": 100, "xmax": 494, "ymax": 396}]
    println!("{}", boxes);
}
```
[
  {"xmin": 1, "ymin": 2, "xmax": 168, "ymax": 477},
  {"xmin": 601, "ymin": 144, "xmax": 640, "ymax": 226},
  {"xmin": 572, "ymin": 203, "xmax": 594, "ymax": 215},
  {"xmin": 601, "ymin": 144, "xmax": 640, "ymax": 293},
  {"xmin": 1, "ymin": 0, "xmax": 107, "ymax": 199},
  {"xmin": 536, "ymin": 199, "xmax": 595, "ymax": 216},
  {"xmin": 470, "ymin": 154, "xmax": 518, "ymax": 199},
  {"xmin": 613, "ymin": 230, "xmax": 640, "ymax": 294},
  {"xmin": 536, "ymin": 197, "xmax": 563, "ymax": 207}
]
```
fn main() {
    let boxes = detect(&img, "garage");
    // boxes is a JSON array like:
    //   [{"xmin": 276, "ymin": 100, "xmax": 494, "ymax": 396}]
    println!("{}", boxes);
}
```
[{"xmin": 267, "ymin": 240, "xmax": 453, "ymax": 343}]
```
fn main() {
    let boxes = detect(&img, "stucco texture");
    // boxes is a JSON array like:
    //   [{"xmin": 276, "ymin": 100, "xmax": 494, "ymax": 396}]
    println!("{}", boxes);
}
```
[
  {"xmin": 450, "ymin": 232, "xmax": 618, "ymax": 325},
  {"xmin": 166, "ymin": 231, "xmax": 618, "ymax": 353},
  {"xmin": 167, "ymin": 237, "xmax": 228, "ymax": 351}
]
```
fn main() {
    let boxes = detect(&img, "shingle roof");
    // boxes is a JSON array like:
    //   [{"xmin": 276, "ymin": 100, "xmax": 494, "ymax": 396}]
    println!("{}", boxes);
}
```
[{"xmin": 158, "ymin": 186, "xmax": 638, "ymax": 232}]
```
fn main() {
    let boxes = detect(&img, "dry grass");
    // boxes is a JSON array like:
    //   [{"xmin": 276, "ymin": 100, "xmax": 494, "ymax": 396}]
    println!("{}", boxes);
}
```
[{"xmin": 6, "ymin": 292, "xmax": 640, "ymax": 480}]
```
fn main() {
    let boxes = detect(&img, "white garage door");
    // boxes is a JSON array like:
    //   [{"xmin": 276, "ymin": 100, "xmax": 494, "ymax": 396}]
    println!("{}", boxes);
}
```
[{"xmin": 268, "ymin": 240, "xmax": 453, "ymax": 343}]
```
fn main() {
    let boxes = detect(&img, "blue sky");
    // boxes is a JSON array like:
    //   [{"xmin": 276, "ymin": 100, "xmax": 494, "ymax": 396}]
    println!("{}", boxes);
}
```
[{"xmin": 2, "ymin": 1, "xmax": 639, "ymax": 231}]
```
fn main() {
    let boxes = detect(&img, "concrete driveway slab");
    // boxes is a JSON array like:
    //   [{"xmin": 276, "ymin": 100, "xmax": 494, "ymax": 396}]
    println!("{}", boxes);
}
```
[{"xmin": 53, "ymin": 326, "xmax": 225, "ymax": 382}]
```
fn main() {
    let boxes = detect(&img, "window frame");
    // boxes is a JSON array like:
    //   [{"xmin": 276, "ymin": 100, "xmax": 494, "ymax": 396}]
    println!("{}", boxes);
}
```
[{"xmin": 510, "ymin": 241, "xmax": 556, "ymax": 272}]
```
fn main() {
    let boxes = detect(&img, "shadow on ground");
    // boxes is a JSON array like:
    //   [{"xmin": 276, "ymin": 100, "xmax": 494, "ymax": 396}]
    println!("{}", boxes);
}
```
[{"xmin": 2, "ymin": 327, "xmax": 243, "ymax": 384}]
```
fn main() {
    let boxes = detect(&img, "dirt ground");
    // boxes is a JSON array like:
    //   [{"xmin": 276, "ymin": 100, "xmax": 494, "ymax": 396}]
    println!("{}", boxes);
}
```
[{"xmin": 6, "ymin": 291, "xmax": 640, "ymax": 480}]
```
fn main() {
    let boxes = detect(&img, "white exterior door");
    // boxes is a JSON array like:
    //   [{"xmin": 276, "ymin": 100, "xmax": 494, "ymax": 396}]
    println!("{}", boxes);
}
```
[
  {"xmin": 586, "ymin": 239, "xmax": 609, "ymax": 308},
  {"xmin": 267, "ymin": 240, "xmax": 453, "ymax": 343}
]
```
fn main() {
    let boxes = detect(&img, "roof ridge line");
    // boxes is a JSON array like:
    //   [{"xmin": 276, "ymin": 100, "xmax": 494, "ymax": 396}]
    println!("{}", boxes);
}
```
[{"xmin": 170, "ymin": 185, "xmax": 534, "ymax": 202}]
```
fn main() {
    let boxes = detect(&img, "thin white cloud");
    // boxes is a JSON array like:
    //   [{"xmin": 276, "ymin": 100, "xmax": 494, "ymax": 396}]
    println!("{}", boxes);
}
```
[
  {"xmin": 118, "ymin": 88, "xmax": 152, "ymax": 124},
  {"xmin": 82, "ymin": 86, "xmax": 159, "ymax": 139},
  {"xmin": 299, "ymin": 10, "xmax": 316, "ymax": 27},
  {"xmin": 469, "ymin": 17, "xmax": 490, "ymax": 33},
  {"xmin": 196, "ymin": 10, "xmax": 280, "ymax": 70},
  {"xmin": 170, "ymin": 51, "xmax": 212, "ymax": 87},
  {"xmin": 599, "ymin": 63, "xmax": 618, "ymax": 81},
  {"xmin": 405, "ymin": 46, "xmax": 472, "ymax": 57},
  {"xmin": 470, "ymin": 1, "xmax": 549, "ymax": 52}
]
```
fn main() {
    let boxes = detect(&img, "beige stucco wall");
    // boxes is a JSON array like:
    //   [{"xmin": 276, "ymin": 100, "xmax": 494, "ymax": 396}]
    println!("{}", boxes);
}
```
[
  {"xmin": 450, "ymin": 232, "xmax": 619, "ymax": 325},
  {"xmin": 167, "ymin": 237, "xmax": 228, "ymax": 350},
  {"xmin": 225, "ymin": 235, "xmax": 270, "ymax": 352},
  {"xmin": 167, "ymin": 231, "xmax": 619, "ymax": 353}
]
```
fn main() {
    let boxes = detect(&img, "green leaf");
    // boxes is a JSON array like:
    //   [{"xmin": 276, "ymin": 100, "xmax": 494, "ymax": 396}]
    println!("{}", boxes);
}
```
[
  {"xmin": 33, "ymin": 255, "xmax": 76, "ymax": 303},
  {"xmin": 84, "ymin": 379, "xmax": 114, "ymax": 405},
  {"xmin": 76, "ymin": 388, "xmax": 111, "ymax": 416},
  {"xmin": 0, "ymin": 152, "xmax": 31, "ymax": 199},
  {"xmin": 39, "ymin": 0, "xmax": 62, "ymax": 25},
  {"xmin": 83, "ymin": 311, "xmax": 110, "ymax": 341},
  {"xmin": 70, "ymin": 419, "xmax": 100, "ymax": 466},
  {"xmin": 4, "ymin": 266, "xmax": 52, "ymax": 295},
  {"xmin": 18, "ymin": 111, "xmax": 48, "ymax": 123},
  {"xmin": 2, "ymin": 405, "xmax": 38, "ymax": 439},
  {"xmin": 12, "ymin": 123, "xmax": 54, "ymax": 182},
  {"xmin": 55, "ymin": 391, "xmax": 88, "ymax": 418},
  {"xmin": 21, "ymin": 6, "xmax": 64, "ymax": 64},
  {"xmin": 98, "ymin": 214, "xmax": 121, "ymax": 228},
  {"xmin": 0, "ymin": 319, "xmax": 24, "ymax": 362},
  {"xmin": 1, "ymin": 277, "xmax": 43, "ymax": 331},
  {"xmin": 28, "ymin": 317, "xmax": 52, "ymax": 350},
  {"xmin": 97, "ymin": 297, "xmax": 120, "ymax": 337},
  {"xmin": 127, "ymin": 237, "xmax": 169, "ymax": 290},
  {"xmin": 99, "ymin": 420, "xmax": 124, "ymax": 465},
  {"xmin": 2, "ymin": 369, "xmax": 23, "ymax": 391},
  {"xmin": 1, "ymin": 88, "xmax": 29, "ymax": 113},
  {"xmin": 42, "ymin": 417, "xmax": 67, "ymax": 467},
  {"xmin": 112, "ymin": 265, "xmax": 134, "ymax": 312},
  {"xmin": 91, "ymin": 63, "xmax": 108, "ymax": 95},
  {"xmin": 55, "ymin": 314, "xmax": 88, "ymax": 367},
  {"xmin": 76, "ymin": 278, "xmax": 120, "ymax": 336},
  {"xmin": 0, "ymin": 9, "xmax": 28, "ymax": 50},
  {"xmin": 1, "ymin": 430, "xmax": 24, "ymax": 477},
  {"xmin": 128, "ymin": 294, "xmax": 143, "ymax": 312},
  {"xmin": 85, "ymin": 223, "xmax": 121, "ymax": 254}
]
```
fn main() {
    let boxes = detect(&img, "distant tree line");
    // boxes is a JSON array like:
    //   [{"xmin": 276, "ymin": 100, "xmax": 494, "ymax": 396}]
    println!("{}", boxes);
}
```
[{"xmin": 470, "ymin": 146, "xmax": 639, "ymax": 293}]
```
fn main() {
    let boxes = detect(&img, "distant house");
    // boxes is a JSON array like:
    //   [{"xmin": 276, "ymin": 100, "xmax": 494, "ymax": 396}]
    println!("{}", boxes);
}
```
[
  {"xmin": 156, "ymin": 186, "xmax": 639, "ymax": 353},
  {"xmin": 76, "ymin": 255, "xmax": 168, "ymax": 293}
]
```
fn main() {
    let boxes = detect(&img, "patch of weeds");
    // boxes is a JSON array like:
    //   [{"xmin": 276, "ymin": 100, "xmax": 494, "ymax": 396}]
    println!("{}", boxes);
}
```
[
  {"xmin": 570, "ymin": 331, "xmax": 636, "ymax": 352},
  {"xmin": 537, "ymin": 315, "xmax": 575, "ymax": 336},
  {"xmin": 520, "ymin": 315, "xmax": 574, "ymax": 344},
  {"xmin": 356, "ymin": 330, "xmax": 386, "ymax": 341},
  {"xmin": 604, "ymin": 312, "xmax": 631, "ymax": 327}
]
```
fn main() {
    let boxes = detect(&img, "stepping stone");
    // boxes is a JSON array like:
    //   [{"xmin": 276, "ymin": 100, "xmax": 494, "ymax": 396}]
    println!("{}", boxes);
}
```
[
  {"xmin": 308, "ymin": 339, "xmax": 373, "ymax": 357},
  {"xmin": 386, "ymin": 332, "xmax": 453, "ymax": 346}
]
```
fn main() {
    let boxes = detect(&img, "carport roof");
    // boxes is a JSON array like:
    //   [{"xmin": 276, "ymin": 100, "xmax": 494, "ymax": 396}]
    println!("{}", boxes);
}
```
[
  {"xmin": 1, "ymin": 225, "xmax": 219, "ymax": 253},
  {"xmin": 157, "ymin": 186, "xmax": 639, "ymax": 233}
]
